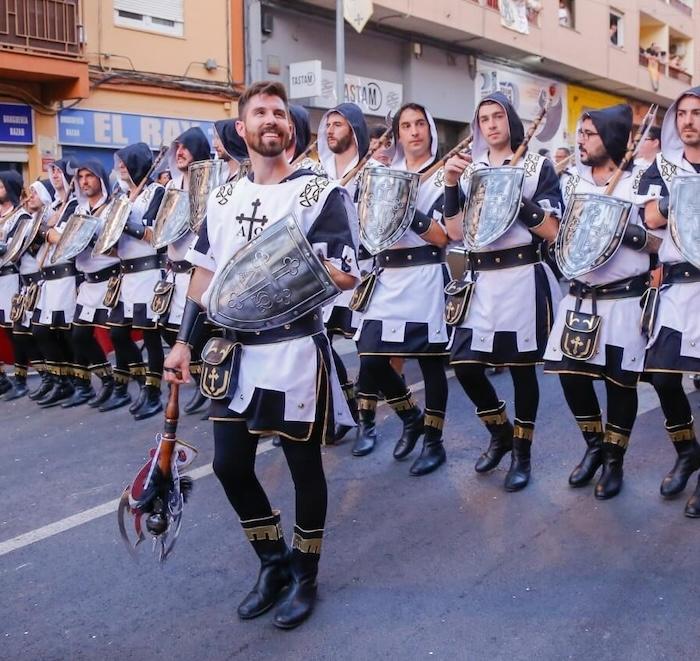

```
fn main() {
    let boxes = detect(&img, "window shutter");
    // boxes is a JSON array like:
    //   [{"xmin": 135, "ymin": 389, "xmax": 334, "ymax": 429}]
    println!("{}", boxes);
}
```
[{"xmin": 114, "ymin": 0, "xmax": 183, "ymax": 22}]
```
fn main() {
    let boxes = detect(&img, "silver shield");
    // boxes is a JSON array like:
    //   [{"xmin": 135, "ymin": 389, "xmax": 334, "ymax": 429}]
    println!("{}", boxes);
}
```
[
  {"xmin": 669, "ymin": 175, "xmax": 700, "ymax": 270},
  {"xmin": 462, "ymin": 166, "xmax": 525, "ymax": 250},
  {"xmin": 151, "ymin": 188, "xmax": 190, "ymax": 249},
  {"xmin": 207, "ymin": 216, "xmax": 340, "ymax": 331},
  {"xmin": 357, "ymin": 167, "xmax": 419, "ymax": 255},
  {"xmin": 92, "ymin": 195, "xmax": 132, "ymax": 256},
  {"xmin": 555, "ymin": 193, "xmax": 632, "ymax": 280},
  {"xmin": 0, "ymin": 216, "xmax": 32, "ymax": 267},
  {"xmin": 50, "ymin": 212, "xmax": 100, "ymax": 264},
  {"xmin": 189, "ymin": 160, "xmax": 226, "ymax": 234}
]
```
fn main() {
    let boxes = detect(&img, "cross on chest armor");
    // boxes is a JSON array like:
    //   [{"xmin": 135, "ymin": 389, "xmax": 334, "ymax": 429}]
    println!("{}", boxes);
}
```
[{"xmin": 236, "ymin": 199, "xmax": 269, "ymax": 241}]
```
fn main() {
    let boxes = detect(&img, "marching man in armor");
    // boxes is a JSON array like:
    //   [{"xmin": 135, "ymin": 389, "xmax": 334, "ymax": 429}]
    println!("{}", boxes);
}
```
[
  {"xmin": 317, "ymin": 102, "xmax": 369, "ymax": 439},
  {"xmin": 102, "ymin": 143, "xmax": 167, "ymax": 418},
  {"xmin": 30, "ymin": 160, "xmax": 90, "ymax": 406},
  {"xmin": 164, "ymin": 81, "xmax": 359, "ymax": 628},
  {"xmin": 544, "ymin": 104, "xmax": 658, "ymax": 499},
  {"xmin": 212, "ymin": 118, "xmax": 249, "ymax": 182},
  {"xmin": 352, "ymin": 102, "xmax": 450, "ymax": 476},
  {"xmin": 637, "ymin": 87, "xmax": 700, "ymax": 516},
  {"xmin": 443, "ymin": 92, "xmax": 563, "ymax": 492}
]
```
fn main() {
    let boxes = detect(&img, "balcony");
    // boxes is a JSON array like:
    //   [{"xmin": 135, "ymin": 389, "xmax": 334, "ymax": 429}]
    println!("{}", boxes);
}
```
[{"xmin": 0, "ymin": 0, "xmax": 88, "ymax": 99}]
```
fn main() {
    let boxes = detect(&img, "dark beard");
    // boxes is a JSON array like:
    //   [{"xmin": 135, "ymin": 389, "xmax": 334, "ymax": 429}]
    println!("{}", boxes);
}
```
[
  {"xmin": 329, "ymin": 132, "xmax": 353, "ymax": 154},
  {"xmin": 246, "ymin": 126, "xmax": 287, "ymax": 157},
  {"xmin": 580, "ymin": 150, "xmax": 608, "ymax": 167}
]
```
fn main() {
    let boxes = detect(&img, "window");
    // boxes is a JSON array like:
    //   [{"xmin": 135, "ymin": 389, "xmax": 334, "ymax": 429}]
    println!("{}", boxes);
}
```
[
  {"xmin": 609, "ymin": 10, "xmax": 624, "ymax": 47},
  {"xmin": 114, "ymin": 0, "xmax": 183, "ymax": 37},
  {"xmin": 559, "ymin": 0, "xmax": 574, "ymax": 29}
]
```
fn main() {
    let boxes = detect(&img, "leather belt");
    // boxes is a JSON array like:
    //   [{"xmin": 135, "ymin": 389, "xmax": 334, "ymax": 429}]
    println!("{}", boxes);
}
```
[
  {"xmin": 168, "ymin": 259, "xmax": 192, "ymax": 274},
  {"xmin": 41, "ymin": 263, "xmax": 77, "ymax": 281},
  {"xmin": 224, "ymin": 311, "xmax": 324, "ymax": 346},
  {"xmin": 468, "ymin": 244, "xmax": 541, "ymax": 271},
  {"xmin": 121, "ymin": 254, "xmax": 162, "ymax": 274},
  {"xmin": 0, "ymin": 264, "xmax": 18, "ymax": 276},
  {"xmin": 83, "ymin": 264, "xmax": 121, "ymax": 283},
  {"xmin": 663, "ymin": 261, "xmax": 700, "ymax": 285},
  {"xmin": 21, "ymin": 271, "xmax": 42, "ymax": 286},
  {"xmin": 376, "ymin": 246, "xmax": 445, "ymax": 268},
  {"xmin": 570, "ymin": 274, "xmax": 649, "ymax": 300}
]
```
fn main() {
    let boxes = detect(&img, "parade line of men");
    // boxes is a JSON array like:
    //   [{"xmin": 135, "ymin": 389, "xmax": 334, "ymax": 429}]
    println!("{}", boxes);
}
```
[{"xmin": 1, "ymin": 79, "xmax": 699, "ymax": 628}]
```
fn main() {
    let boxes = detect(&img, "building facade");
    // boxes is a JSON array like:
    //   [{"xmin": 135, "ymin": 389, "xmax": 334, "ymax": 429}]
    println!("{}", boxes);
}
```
[
  {"xmin": 0, "ymin": 0, "xmax": 244, "ymax": 181},
  {"xmin": 246, "ymin": 0, "xmax": 698, "ymax": 148}
]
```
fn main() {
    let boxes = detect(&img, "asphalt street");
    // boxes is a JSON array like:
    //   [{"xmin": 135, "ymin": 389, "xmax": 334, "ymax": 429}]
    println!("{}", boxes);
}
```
[{"xmin": 1, "ymin": 342, "xmax": 699, "ymax": 661}]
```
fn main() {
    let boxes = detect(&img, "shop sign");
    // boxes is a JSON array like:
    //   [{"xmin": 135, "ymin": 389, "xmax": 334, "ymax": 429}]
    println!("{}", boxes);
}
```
[
  {"xmin": 57, "ymin": 109, "xmax": 215, "ymax": 149},
  {"xmin": 0, "ymin": 103, "xmax": 34, "ymax": 144}
]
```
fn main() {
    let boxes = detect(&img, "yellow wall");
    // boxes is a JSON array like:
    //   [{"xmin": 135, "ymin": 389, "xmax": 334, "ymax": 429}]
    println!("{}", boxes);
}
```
[{"xmin": 567, "ymin": 85, "xmax": 626, "ymax": 135}]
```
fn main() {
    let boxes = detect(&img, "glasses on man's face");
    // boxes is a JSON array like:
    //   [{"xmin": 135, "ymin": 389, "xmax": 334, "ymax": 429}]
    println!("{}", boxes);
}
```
[{"xmin": 577, "ymin": 128, "xmax": 600, "ymax": 140}]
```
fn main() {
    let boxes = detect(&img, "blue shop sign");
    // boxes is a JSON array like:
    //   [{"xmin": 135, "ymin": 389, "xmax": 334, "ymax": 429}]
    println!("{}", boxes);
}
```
[
  {"xmin": 0, "ymin": 103, "xmax": 34, "ymax": 144},
  {"xmin": 57, "ymin": 108, "xmax": 216, "ymax": 149}
]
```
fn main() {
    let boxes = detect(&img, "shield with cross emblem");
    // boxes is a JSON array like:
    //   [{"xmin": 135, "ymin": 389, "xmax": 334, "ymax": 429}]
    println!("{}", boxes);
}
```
[
  {"xmin": 151, "ymin": 188, "xmax": 190, "ymax": 249},
  {"xmin": 207, "ymin": 215, "xmax": 340, "ymax": 331},
  {"xmin": 668, "ymin": 174, "xmax": 700, "ymax": 270},
  {"xmin": 555, "ymin": 192, "xmax": 632, "ymax": 280},
  {"xmin": 357, "ymin": 166, "xmax": 420, "ymax": 255},
  {"xmin": 462, "ymin": 166, "xmax": 525, "ymax": 250}
]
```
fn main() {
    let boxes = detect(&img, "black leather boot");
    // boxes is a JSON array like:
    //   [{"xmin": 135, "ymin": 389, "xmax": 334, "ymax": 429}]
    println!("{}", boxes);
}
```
[
  {"xmin": 660, "ymin": 421, "xmax": 700, "ymax": 498},
  {"xmin": 132, "ymin": 375, "xmax": 163, "ymax": 420},
  {"xmin": 29, "ymin": 370, "xmax": 53, "ymax": 400},
  {"xmin": 60, "ymin": 372, "xmax": 95, "ymax": 408},
  {"xmin": 595, "ymin": 438, "xmax": 627, "ymax": 500},
  {"xmin": 409, "ymin": 416, "xmax": 446, "ymax": 476},
  {"xmin": 37, "ymin": 375, "xmax": 74, "ymax": 408},
  {"xmin": 352, "ymin": 397, "xmax": 378, "ymax": 457},
  {"xmin": 273, "ymin": 526, "xmax": 322, "ymax": 630},
  {"xmin": 0, "ymin": 371, "xmax": 11, "ymax": 396},
  {"xmin": 238, "ymin": 511, "xmax": 291, "ymax": 620},
  {"xmin": 2, "ymin": 368, "xmax": 28, "ymax": 401},
  {"xmin": 88, "ymin": 371, "xmax": 114, "ymax": 408},
  {"xmin": 684, "ymin": 475, "xmax": 700, "ymax": 518},
  {"xmin": 569, "ymin": 416, "xmax": 604, "ymax": 487},
  {"xmin": 504, "ymin": 421, "xmax": 533, "ymax": 491},
  {"xmin": 99, "ymin": 370, "xmax": 131, "ymax": 412},
  {"xmin": 390, "ymin": 393, "xmax": 424, "ymax": 460},
  {"xmin": 474, "ymin": 401, "xmax": 513, "ymax": 473}
]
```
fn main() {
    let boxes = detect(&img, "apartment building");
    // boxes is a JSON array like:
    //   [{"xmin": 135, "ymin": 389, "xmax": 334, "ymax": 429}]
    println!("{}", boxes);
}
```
[
  {"xmin": 247, "ymin": 0, "xmax": 698, "ymax": 148},
  {"xmin": 0, "ymin": 0, "xmax": 244, "ymax": 181}
]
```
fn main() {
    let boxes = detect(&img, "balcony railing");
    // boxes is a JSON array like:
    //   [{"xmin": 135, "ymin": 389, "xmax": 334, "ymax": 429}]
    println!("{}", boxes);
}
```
[
  {"xmin": 639, "ymin": 52, "xmax": 667, "ymax": 75},
  {"xmin": 0, "ymin": 0, "xmax": 82, "ymax": 58},
  {"xmin": 669, "ymin": 66, "xmax": 692, "ymax": 84}
]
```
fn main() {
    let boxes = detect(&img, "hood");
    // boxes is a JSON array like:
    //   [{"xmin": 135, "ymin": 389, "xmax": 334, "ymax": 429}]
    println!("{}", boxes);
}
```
[
  {"xmin": 660, "ymin": 86, "xmax": 700, "ymax": 170},
  {"xmin": 75, "ymin": 159, "xmax": 110, "ymax": 208},
  {"xmin": 166, "ymin": 126, "xmax": 211, "ymax": 183},
  {"xmin": 471, "ymin": 92, "xmax": 525, "ymax": 163},
  {"xmin": 214, "ymin": 119, "xmax": 249, "ymax": 162},
  {"xmin": 51, "ymin": 158, "xmax": 77, "ymax": 192},
  {"xmin": 318, "ymin": 102, "xmax": 369, "ymax": 179},
  {"xmin": 390, "ymin": 103, "xmax": 439, "ymax": 171},
  {"xmin": 115, "ymin": 142, "xmax": 153, "ymax": 186},
  {"xmin": 30, "ymin": 179, "xmax": 56, "ymax": 207},
  {"xmin": 584, "ymin": 103, "xmax": 633, "ymax": 167},
  {"xmin": 0, "ymin": 170, "xmax": 23, "ymax": 207},
  {"xmin": 289, "ymin": 105, "xmax": 312, "ymax": 161}
]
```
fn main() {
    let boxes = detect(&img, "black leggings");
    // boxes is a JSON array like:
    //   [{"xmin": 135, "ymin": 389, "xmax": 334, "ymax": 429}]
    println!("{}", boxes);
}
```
[
  {"xmin": 109, "ymin": 326, "xmax": 163, "ymax": 374},
  {"xmin": 71, "ymin": 324, "xmax": 109, "ymax": 370},
  {"xmin": 32, "ymin": 325, "xmax": 73, "ymax": 367},
  {"xmin": 358, "ymin": 354, "xmax": 448, "ymax": 414},
  {"xmin": 212, "ymin": 421, "xmax": 328, "ymax": 531},
  {"xmin": 9, "ymin": 330, "xmax": 40, "ymax": 368},
  {"xmin": 454, "ymin": 363, "xmax": 540, "ymax": 422},
  {"xmin": 330, "ymin": 342, "xmax": 349, "ymax": 386},
  {"xmin": 651, "ymin": 372, "xmax": 692, "ymax": 427},
  {"xmin": 559, "ymin": 374, "xmax": 638, "ymax": 432}
]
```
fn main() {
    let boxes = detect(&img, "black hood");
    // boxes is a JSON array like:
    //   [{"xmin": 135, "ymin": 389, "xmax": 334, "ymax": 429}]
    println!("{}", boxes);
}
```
[
  {"xmin": 0, "ymin": 170, "xmax": 23, "ymax": 206},
  {"xmin": 584, "ymin": 104, "xmax": 633, "ymax": 166},
  {"xmin": 472, "ymin": 92, "xmax": 525, "ymax": 159},
  {"xmin": 214, "ymin": 119, "xmax": 248, "ymax": 162},
  {"xmin": 52, "ymin": 158, "xmax": 77, "ymax": 186},
  {"xmin": 289, "ymin": 105, "xmax": 312, "ymax": 160},
  {"xmin": 75, "ymin": 158, "xmax": 111, "ymax": 207},
  {"xmin": 31, "ymin": 179, "xmax": 56, "ymax": 206},
  {"xmin": 318, "ymin": 103, "xmax": 370, "ymax": 177},
  {"xmin": 174, "ymin": 126, "xmax": 211, "ymax": 162},
  {"xmin": 115, "ymin": 142, "xmax": 153, "ymax": 185}
]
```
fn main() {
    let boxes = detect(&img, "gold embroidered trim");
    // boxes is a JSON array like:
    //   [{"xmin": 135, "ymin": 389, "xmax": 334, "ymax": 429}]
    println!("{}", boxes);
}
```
[
  {"xmin": 189, "ymin": 363, "xmax": 202, "ymax": 376},
  {"xmin": 605, "ymin": 429, "xmax": 630, "ymax": 449},
  {"xmin": 128, "ymin": 364, "xmax": 147, "ymax": 377},
  {"xmin": 113, "ymin": 370, "xmax": 130, "ymax": 385},
  {"xmin": 477, "ymin": 402, "xmax": 507, "ymax": 426},
  {"xmin": 387, "ymin": 393, "xmax": 416, "ymax": 412},
  {"xmin": 92, "ymin": 363, "xmax": 112, "ymax": 378},
  {"xmin": 357, "ymin": 397, "xmax": 377, "ymax": 411},
  {"xmin": 292, "ymin": 529, "xmax": 324, "ymax": 554},
  {"xmin": 14, "ymin": 366, "xmax": 28, "ymax": 378},
  {"xmin": 513, "ymin": 421, "xmax": 534, "ymax": 441},
  {"xmin": 145, "ymin": 375, "xmax": 161, "ymax": 388},
  {"xmin": 576, "ymin": 418, "xmax": 603, "ymax": 433},
  {"xmin": 424, "ymin": 414, "xmax": 445, "ymax": 431},
  {"xmin": 244, "ymin": 522, "xmax": 283, "ymax": 542}
]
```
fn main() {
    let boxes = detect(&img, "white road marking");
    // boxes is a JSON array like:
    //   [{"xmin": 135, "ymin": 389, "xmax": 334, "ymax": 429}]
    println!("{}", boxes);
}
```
[{"xmin": 1, "ymin": 369, "xmax": 694, "ymax": 558}]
